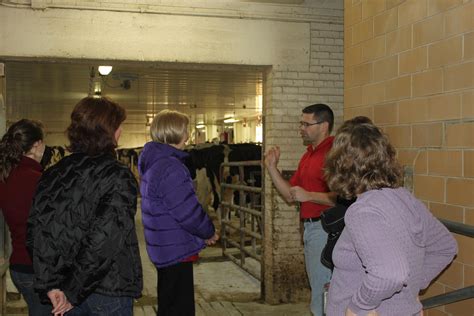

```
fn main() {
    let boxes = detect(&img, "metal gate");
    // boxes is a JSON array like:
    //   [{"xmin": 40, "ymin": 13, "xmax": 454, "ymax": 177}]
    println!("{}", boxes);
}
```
[
  {"xmin": 0, "ymin": 62, "xmax": 8, "ymax": 314},
  {"xmin": 219, "ymin": 160, "xmax": 262, "ymax": 280}
]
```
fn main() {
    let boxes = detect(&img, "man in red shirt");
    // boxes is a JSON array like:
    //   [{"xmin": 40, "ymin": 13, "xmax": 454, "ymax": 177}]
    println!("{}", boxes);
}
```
[{"xmin": 264, "ymin": 103, "xmax": 336, "ymax": 315}]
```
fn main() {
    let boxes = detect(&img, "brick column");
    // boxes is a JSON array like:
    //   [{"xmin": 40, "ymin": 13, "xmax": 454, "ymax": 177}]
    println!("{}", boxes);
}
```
[{"xmin": 262, "ymin": 19, "xmax": 343, "ymax": 303}]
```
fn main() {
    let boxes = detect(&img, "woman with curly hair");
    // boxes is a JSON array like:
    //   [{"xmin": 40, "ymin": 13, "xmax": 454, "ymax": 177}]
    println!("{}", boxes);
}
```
[
  {"xmin": 27, "ymin": 97, "xmax": 143, "ymax": 315},
  {"xmin": 0, "ymin": 119, "xmax": 52, "ymax": 315},
  {"xmin": 324, "ymin": 117, "xmax": 457, "ymax": 316}
]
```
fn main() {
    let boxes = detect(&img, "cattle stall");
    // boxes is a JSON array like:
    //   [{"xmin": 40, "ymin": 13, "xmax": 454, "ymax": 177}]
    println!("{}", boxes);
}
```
[
  {"xmin": 219, "ymin": 160, "xmax": 263, "ymax": 281},
  {"xmin": 41, "ymin": 144, "xmax": 265, "ymax": 281}
]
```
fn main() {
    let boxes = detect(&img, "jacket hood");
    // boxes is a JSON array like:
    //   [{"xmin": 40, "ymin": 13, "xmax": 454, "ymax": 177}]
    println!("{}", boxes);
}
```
[{"xmin": 138, "ymin": 142, "xmax": 188, "ymax": 175}]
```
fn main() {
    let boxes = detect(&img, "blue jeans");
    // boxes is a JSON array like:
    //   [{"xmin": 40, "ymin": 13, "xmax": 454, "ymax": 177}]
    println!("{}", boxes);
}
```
[
  {"xmin": 66, "ymin": 293, "xmax": 133, "ymax": 316},
  {"xmin": 304, "ymin": 221, "xmax": 332, "ymax": 316},
  {"xmin": 10, "ymin": 270, "xmax": 52, "ymax": 316}
]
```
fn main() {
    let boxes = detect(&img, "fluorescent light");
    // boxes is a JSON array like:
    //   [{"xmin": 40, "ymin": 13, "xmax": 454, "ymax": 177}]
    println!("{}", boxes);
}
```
[
  {"xmin": 98, "ymin": 65, "xmax": 113, "ymax": 76},
  {"xmin": 224, "ymin": 118, "xmax": 239, "ymax": 123},
  {"xmin": 196, "ymin": 124, "xmax": 206, "ymax": 129}
]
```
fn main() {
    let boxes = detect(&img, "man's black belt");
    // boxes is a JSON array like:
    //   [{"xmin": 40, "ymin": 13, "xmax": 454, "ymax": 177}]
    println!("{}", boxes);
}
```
[{"xmin": 302, "ymin": 217, "xmax": 320, "ymax": 223}]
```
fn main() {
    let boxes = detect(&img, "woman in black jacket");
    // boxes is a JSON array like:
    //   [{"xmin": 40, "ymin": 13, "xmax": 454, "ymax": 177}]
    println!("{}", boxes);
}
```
[{"xmin": 27, "ymin": 97, "xmax": 143, "ymax": 315}]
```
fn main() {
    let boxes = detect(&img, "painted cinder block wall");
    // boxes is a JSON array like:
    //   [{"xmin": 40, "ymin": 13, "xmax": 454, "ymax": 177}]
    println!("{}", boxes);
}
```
[
  {"xmin": 263, "ymin": 19, "xmax": 344, "ymax": 302},
  {"xmin": 344, "ymin": 0, "xmax": 473, "ymax": 315}
]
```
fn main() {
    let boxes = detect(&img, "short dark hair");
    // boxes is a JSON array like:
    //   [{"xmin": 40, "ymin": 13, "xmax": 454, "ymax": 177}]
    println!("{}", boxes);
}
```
[
  {"xmin": 0, "ymin": 119, "xmax": 44, "ymax": 182},
  {"xmin": 66, "ymin": 97, "xmax": 126, "ymax": 156},
  {"xmin": 302, "ymin": 103, "xmax": 334, "ymax": 133},
  {"xmin": 324, "ymin": 121, "xmax": 402, "ymax": 200}
]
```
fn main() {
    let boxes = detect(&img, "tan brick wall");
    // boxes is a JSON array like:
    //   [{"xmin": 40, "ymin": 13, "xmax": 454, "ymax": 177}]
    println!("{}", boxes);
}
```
[{"xmin": 344, "ymin": 0, "xmax": 474, "ymax": 314}]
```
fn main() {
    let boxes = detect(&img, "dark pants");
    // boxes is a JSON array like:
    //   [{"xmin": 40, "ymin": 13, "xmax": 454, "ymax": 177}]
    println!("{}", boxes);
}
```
[
  {"xmin": 10, "ymin": 270, "xmax": 52, "ymax": 316},
  {"xmin": 157, "ymin": 262, "xmax": 195, "ymax": 316},
  {"xmin": 66, "ymin": 293, "xmax": 133, "ymax": 316}
]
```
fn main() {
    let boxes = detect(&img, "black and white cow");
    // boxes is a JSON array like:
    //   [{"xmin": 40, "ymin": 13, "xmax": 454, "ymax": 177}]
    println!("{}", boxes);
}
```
[
  {"xmin": 116, "ymin": 147, "xmax": 143, "ymax": 181},
  {"xmin": 184, "ymin": 143, "xmax": 262, "ymax": 212},
  {"xmin": 41, "ymin": 146, "xmax": 68, "ymax": 170}
]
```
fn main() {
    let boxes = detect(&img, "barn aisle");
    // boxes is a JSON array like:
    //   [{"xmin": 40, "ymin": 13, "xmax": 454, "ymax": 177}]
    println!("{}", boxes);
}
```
[
  {"xmin": 133, "ymin": 202, "xmax": 311, "ymax": 315},
  {"xmin": 5, "ymin": 203, "xmax": 311, "ymax": 315}
]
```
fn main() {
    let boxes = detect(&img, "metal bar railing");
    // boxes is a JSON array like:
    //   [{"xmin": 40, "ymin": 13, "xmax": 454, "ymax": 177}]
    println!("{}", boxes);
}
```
[
  {"xmin": 0, "ymin": 262, "xmax": 8, "ymax": 277},
  {"xmin": 221, "ymin": 161, "xmax": 262, "ymax": 167},
  {"xmin": 421, "ymin": 219, "xmax": 474, "ymax": 309},
  {"xmin": 1, "ymin": 215, "xmax": 8, "ymax": 315},
  {"xmin": 422, "ymin": 286, "xmax": 474, "ymax": 309},
  {"xmin": 223, "ymin": 251, "xmax": 261, "ymax": 280},
  {"xmin": 438, "ymin": 219, "xmax": 474, "ymax": 238},
  {"xmin": 221, "ymin": 219, "xmax": 262, "ymax": 240},
  {"xmin": 225, "ymin": 239, "xmax": 261, "ymax": 262},
  {"xmin": 221, "ymin": 183, "xmax": 261, "ymax": 193},
  {"xmin": 219, "ymin": 160, "xmax": 263, "ymax": 281},
  {"xmin": 221, "ymin": 201, "xmax": 262, "ymax": 218}
]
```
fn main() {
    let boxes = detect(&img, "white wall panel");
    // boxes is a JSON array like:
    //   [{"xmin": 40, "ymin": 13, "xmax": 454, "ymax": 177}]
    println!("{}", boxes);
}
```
[{"xmin": 0, "ymin": 7, "xmax": 310, "ymax": 66}]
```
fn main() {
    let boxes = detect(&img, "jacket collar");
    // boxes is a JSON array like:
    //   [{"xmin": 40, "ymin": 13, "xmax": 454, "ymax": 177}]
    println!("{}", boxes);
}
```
[
  {"xmin": 148, "ymin": 142, "xmax": 188, "ymax": 161},
  {"xmin": 20, "ymin": 156, "xmax": 42, "ymax": 172}
]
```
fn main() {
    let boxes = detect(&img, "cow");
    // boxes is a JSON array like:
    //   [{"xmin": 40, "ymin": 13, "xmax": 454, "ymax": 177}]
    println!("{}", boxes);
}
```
[
  {"xmin": 116, "ymin": 147, "xmax": 143, "ymax": 181},
  {"xmin": 41, "ymin": 146, "xmax": 144, "ymax": 178},
  {"xmin": 111, "ymin": 143, "xmax": 262, "ymax": 215},
  {"xmin": 184, "ymin": 143, "xmax": 262, "ymax": 213},
  {"xmin": 184, "ymin": 144, "xmax": 226, "ymax": 211},
  {"xmin": 41, "ymin": 146, "xmax": 68, "ymax": 170}
]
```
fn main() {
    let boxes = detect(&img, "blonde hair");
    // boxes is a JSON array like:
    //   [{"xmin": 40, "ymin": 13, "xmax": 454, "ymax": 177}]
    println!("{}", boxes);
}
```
[{"xmin": 150, "ymin": 109, "xmax": 189, "ymax": 145}]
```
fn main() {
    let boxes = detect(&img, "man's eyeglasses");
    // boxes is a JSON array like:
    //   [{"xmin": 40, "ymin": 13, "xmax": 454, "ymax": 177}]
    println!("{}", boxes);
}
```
[{"xmin": 299, "ymin": 121, "xmax": 324, "ymax": 128}]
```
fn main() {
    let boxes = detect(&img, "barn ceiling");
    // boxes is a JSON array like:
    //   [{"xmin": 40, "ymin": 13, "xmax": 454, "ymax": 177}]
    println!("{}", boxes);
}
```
[{"xmin": 5, "ymin": 60, "xmax": 265, "ymax": 132}]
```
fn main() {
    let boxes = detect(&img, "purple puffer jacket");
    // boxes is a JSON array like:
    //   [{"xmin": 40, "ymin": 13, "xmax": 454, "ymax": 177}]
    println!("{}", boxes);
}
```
[{"xmin": 138, "ymin": 142, "xmax": 215, "ymax": 268}]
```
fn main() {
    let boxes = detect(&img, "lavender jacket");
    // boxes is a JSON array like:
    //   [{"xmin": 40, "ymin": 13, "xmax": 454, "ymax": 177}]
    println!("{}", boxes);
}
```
[
  {"xmin": 138, "ymin": 142, "xmax": 215, "ymax": 268},
  {"xmin": 327, "ymin": 188, "xmax": 457, "ymax": 316}
]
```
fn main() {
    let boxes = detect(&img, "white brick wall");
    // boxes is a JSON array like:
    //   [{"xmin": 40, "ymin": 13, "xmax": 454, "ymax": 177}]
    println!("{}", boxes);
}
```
[{"xmin": 263, "ymin": 16, "xmax": 344, "ymax": 303}]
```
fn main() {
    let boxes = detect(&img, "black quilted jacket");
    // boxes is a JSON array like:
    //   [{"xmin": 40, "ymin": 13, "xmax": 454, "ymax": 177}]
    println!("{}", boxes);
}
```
[{"xmin": 27, "ymin": 152, "xmax": 143, "ymax": 305}]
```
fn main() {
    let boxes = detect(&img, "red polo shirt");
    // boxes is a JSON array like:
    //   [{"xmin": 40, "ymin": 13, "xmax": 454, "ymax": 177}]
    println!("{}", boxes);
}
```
[
  {"xmin": 0, "ymin": 156, "xmax": 42, "ymax": 268},
  {"xmin": 290, "ymin": 136, "xmax": 334, "ymax": 219}
]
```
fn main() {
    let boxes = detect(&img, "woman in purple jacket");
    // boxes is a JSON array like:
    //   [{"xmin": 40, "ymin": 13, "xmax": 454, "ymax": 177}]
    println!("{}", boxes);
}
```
[
  {"xmin": 324, "ymin": 118, "xmax": 457, "ymax": 316},
  {"xmin": 139, "ymin": 109, "xmax": 218, "ymax": 316}
]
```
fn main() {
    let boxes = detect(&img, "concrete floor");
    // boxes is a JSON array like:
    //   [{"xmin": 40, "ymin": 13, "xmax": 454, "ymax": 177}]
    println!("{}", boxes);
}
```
[{"xmin": 5, "ymin": 207, "xmax": 311, "ymax": 315}]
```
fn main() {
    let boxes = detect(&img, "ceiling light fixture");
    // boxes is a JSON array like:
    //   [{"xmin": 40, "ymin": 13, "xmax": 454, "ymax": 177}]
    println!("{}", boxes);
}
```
[
  {"xmin": 223, "ymin": 117, "xmax": 239, "ymax": 124},
  {"xmin": 93, "ymin": 81, "xmax": 102, "ymax": 97},
  {"xmin": 196, "ymin": 124, "xmax": 206, "ymax": 129},
  {"xmin": 98, "ymin": 65, "xmax": 113, "ymax": 76}
]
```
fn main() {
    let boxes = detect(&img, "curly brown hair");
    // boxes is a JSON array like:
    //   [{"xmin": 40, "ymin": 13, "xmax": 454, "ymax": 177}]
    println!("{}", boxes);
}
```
[
  {"xmin": 324, "ymin": 118, "xmax": 402, "ymax": 200},
  {"xmin": 66, "ymin": 97, "xmax": 126, "ymax": 156}
]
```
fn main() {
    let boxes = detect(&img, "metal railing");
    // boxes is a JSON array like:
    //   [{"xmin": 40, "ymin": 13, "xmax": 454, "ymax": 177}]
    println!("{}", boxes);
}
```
[
  {"xmin": 438, "ymin": 219, "xmax": 474, "ymax": 238},
  {"xmin": 421, "ymin": 219, "xmax": 474, "ymax": 309},
  {"xmin": 219, "ymin": 160, "xmax": 262, "ymax": 281},
  {"xmin": 1, "ymin": 214, "xmax": 8, "ymax": 315},
  {"xmin": 422, "ymin": 286, "xmax": 474, "ymax": 309}
]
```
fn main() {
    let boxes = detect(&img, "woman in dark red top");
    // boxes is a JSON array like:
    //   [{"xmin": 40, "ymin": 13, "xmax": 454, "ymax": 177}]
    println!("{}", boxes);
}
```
[{"xmin": 0, "ymin": 119, "xmax": 51, "ymax": 315}]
